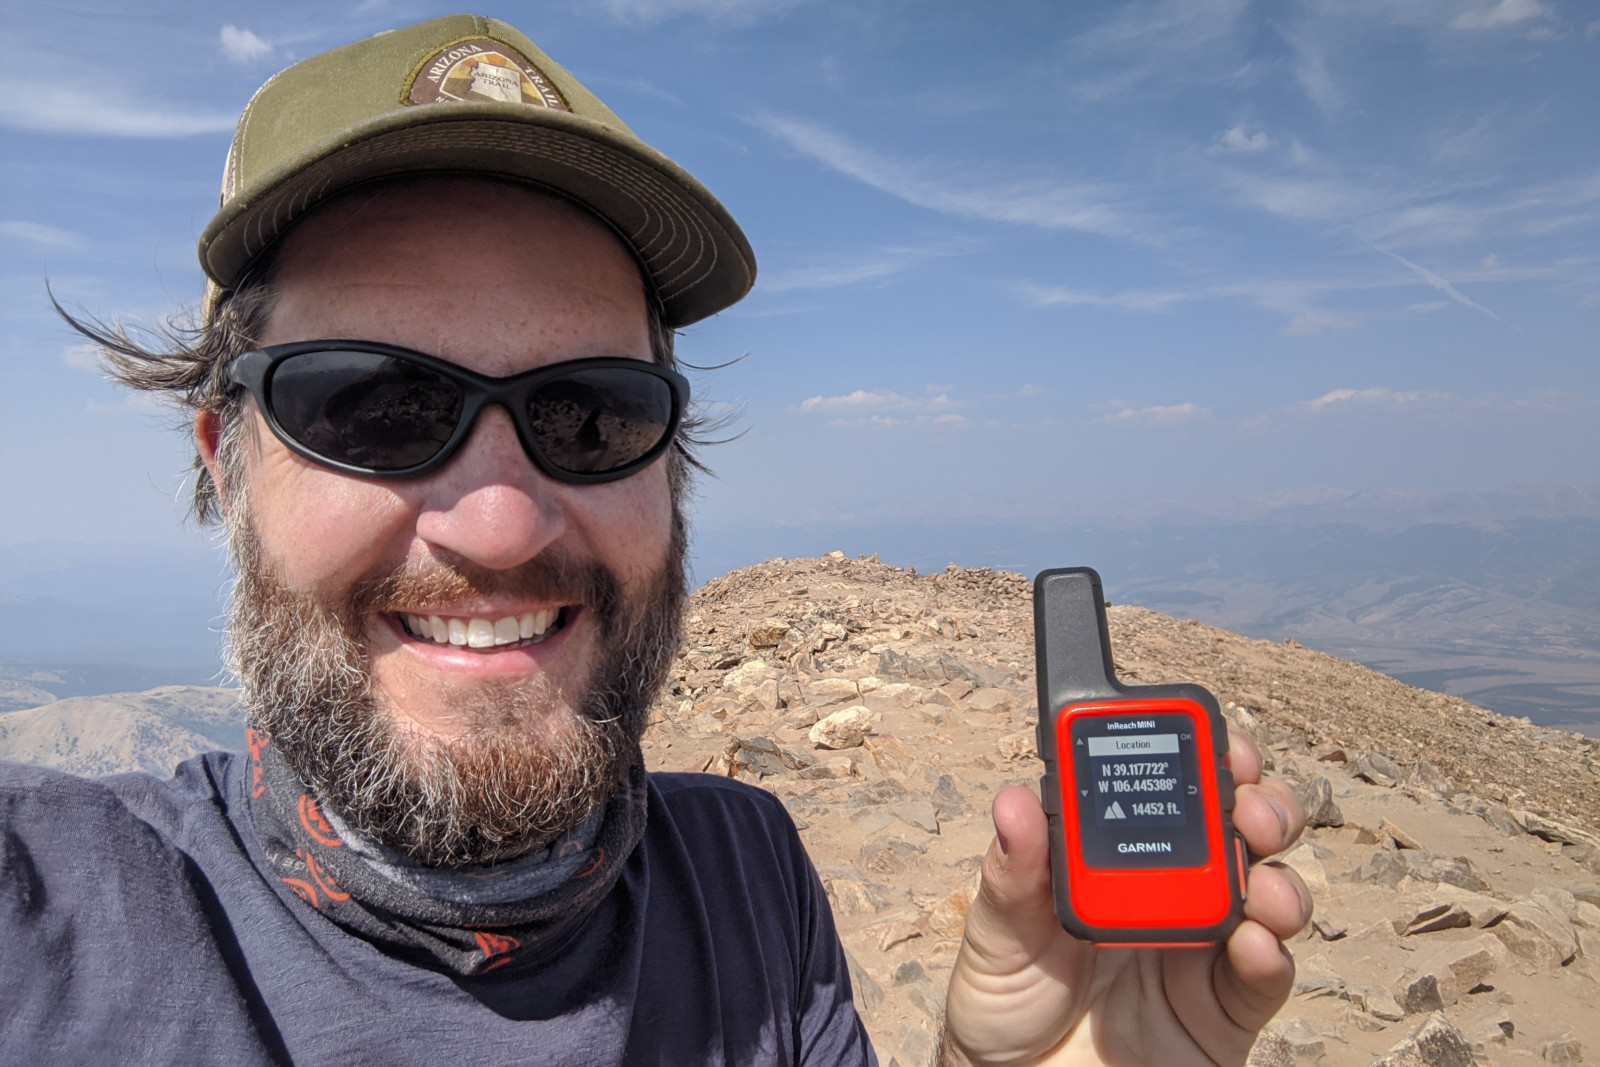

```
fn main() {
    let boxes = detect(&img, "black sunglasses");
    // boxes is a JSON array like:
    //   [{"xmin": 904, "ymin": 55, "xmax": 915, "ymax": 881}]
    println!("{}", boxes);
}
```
[{"xmin": 226, "ymin": 341, "xmax": 690, "ymax": 483}]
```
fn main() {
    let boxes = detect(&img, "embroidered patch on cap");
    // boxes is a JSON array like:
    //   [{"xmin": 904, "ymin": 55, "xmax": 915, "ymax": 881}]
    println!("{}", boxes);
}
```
[{"xmin": 406, "ymin": 37, "xmax": 568, "ymax": 110}]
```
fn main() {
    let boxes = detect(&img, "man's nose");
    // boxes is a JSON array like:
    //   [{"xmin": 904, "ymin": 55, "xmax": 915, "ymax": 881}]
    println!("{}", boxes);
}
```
[{"xmin": 412, "ymin": 404, "xmax": 566, "ymax": 571}]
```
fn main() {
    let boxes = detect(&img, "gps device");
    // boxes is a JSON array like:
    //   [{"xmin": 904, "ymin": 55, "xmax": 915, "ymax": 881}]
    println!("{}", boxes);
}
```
[{"xmin": 1034, "ymin": 567, "xmax": 1247, "ymax": 945}]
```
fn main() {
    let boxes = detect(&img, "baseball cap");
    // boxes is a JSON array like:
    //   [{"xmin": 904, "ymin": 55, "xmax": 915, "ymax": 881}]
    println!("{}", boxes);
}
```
[{"xmin": 198, "ymin": 14, "xmax": 756, "ymax": 327}]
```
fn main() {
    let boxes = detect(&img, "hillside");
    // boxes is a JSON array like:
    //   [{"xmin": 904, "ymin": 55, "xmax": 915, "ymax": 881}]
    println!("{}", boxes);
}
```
[
  {"xmin": 3, "ymin": 555, "xmax": 1596, "ymax": 1064},
  {"xmin": 0, "ymin": 685, "xmax": 242, "ymax": 777}
]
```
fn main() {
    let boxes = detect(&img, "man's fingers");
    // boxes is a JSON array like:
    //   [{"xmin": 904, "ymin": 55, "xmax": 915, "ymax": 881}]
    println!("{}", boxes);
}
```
[
  {"xmin": 1234, "ymin": 775, "xmax": 1305, "ymax": 858},
  {"xmin": 968, "ymin": 787, "xmax": 1056, "ymax": 948},
  {"xmin": 1214, "ymin": 920, "xmax": 1297, "ymax": 1033},
  {"xmin": 1243, "ymin": 862, "xmax": 1313, "ymax": 940},
  {"xmin": 1226, "ymin": 726, "xmax": 1262, "ymax": 784}
]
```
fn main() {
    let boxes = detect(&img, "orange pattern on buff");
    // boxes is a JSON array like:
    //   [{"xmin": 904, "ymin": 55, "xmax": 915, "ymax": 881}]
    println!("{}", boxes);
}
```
[
  {"xmin": 297, "ymin": 794, "xmax": 344, "ymax": 848},
  {"xmin": 474, "ymin": 930, "xmax": 522, "ymax": 971}
]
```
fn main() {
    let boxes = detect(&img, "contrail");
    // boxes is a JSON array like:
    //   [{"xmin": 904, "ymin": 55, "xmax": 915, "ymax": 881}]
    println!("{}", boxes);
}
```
[{"xmin": 1365, "ymin": 240, "xmax": 1501, "ymax": 321}]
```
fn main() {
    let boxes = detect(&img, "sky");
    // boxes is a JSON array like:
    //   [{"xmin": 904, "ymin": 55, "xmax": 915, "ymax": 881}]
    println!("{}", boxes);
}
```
[{"xmin": 3, "ymin": 0, "xmax": 1599, "ymax": 569}]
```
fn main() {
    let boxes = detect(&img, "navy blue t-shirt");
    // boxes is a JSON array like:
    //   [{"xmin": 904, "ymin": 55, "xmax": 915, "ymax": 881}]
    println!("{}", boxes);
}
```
[{"xmin": 0, "ymin": 755, "xmax": 876, "ymax": 1065}]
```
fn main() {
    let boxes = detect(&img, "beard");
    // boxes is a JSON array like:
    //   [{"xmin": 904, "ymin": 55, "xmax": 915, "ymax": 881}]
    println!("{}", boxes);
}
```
[{"xmin": 225, "ymin": 510, "xmax": 685, "ymax": 868}]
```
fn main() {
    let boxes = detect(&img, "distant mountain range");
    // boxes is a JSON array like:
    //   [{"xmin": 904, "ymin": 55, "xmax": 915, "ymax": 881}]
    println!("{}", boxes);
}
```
[
  {"xmin": 0, "ymin": 686, "xmax": 242, "ymax": 778},
  {"xmin": 4, "ymin": 483, "xmax": 1598, "ymax": 736}
]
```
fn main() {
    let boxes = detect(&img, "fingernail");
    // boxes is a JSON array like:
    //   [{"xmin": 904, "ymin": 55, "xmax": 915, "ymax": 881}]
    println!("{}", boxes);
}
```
[
  {"xmin": 1267, "ymin": 797, "xmax": 1289, "ymax": 836},
  {"xmin": 995, "ymin": 825, "xmax": 1011, "ymax": 858}
]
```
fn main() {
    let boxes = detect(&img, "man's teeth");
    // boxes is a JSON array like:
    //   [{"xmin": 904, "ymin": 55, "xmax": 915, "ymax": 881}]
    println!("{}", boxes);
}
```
[{"xmin": 401, "ymin": 609, "xmax": 562, "ymax": 648}]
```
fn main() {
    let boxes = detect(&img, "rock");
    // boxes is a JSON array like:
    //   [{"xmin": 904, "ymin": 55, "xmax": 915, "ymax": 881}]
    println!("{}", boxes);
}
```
[
  {"xmin": 1246, "ymin": 1028, "xmax": 1295, "ymax": 1066},
  {"xmin": 1370, "ymin": 1012, "xmax": 1475, "ymax": 1067},
  {"xmin": 1350, "ymin": 850, "xmax": 1490, "ymax": 892},
  {"xmin": 716, "ymin": 736, "xmax": 814, "ymax": 779},
  {"xmin": 810, "ymin": 706, "xmax": 875, "ymax": 749},
  {"xmin": 891, "ymin": 799, "xmax": 940, "ymax": 835},
  {"xmin": 843, "ymin": 948, "xmax": 883, "ymax": 1016},
  {"xmin": 1381, "ymin": 818, "xmax": 1423, "ymax": 850},
  {"xmin": 1395, "ymin": 971, "xmax": 1446, "ymax": 1014},
  {"xmin": 966, "ymin": 688, "xmax": 1015, "ymax": 715},
  {"xmin": 1532, "ymin": 886, "xmax": 1579, "ymax": 922},
  {"xmin": 876, "ymin": 919, "xmax": 923, "ymax": 952},
  {"xmin": 858, "ymin": 837, "xmax": 924, "ymax": 876},
  {"xmin": 1293, "ymin": 953, "xmax": 1346, "ymax": 999},
  {"xmin": 803, "ymin": 677, "xmax": 861, "ymax": 708},
  {"xmin": 1395, "ymin": 900, "xmax": 1472, "ymax": 937},
  {"xmin": 1491, "ymin": 898, "xmax": 1580, "ymax": 969},
  {"xmin": 863, "ymin": 734, "xmax": 914, "ymax": 775},
  {"xmin": 1480, "ymin": 803, "xmax": 1526, "ymax": 836},
  {"xmin": 1314, "ymin": 745, "xmax": 1348, "ymax": 764},
  {"xmin": 1541, "ymin": 1036, "xmax": 1584, "ymax": 1063},
  {"xmin": 1312, "ymin": 913, "xmax": 1348, "ymax": 941},
  {"xmin": 996, "ymin": 729, "xmax": 1035, "ymax": 762},
  {"xmin": 1267, "ymin": 1017, "xmax": 1328, "ymax": 1064},
  {"xmin": 1298, "ymin": 776, "xmax": 1345, "ymax": 829},
  {"xmin": 927, "ymin": 888, "xmax": 971, "ymax": 940},
  {"xmin": 720, "ymin": 659, "xmax": 772, "ymax": 690},
  {"xmin": 1458, "ymin": 1002, "xmax": 1515, "ymax": 1053},
  {"xmin": 1281, "ymin": 842, "xmax": 1331, "ymax": 895},
  {"xmin": 1354, "ymin": 752, "xmax": 1404, "ymax": 788},
  {"xmin": 1348, "ymin": 984, "xmax": 1406, "ymax": 1022},
  {"xmin": 1575, "ymin": 900, "xmax": 1600, "ymax": 932},
  {"xmin": 893, "ymin": 1026, "xmax": 938, "ymax": 1067},
  {"xmin": 930, "ymin": 774, "xmax": 968, "ymax": 819},
  {"xmin": 852, "ymin": 810, "xmax": 895, "ymax": 836},
  {"xmin": 1412, "ymin": 935, "xmax": 1504, "ymax": 1000},
  {"xmin": 903, "ymin": 977, "xmax": 945, "ymax": 1021},
  {"xmin": 1521, "ymin": 811, "xmax": 1600, "ymax": 850},
  {"xmin": 890, "ymin": 959, "xmax": 926, "ymax": 986},
  {"xmin": 822, "ymin": 874, "xmax": 901, "ymax": 916},
  {"xmin": 1406, "ymin": 759, "xmax": 1455, "ymax": 796},
  {"xmin": 798, "ymin": 754, "xmax": 858, "ymax": 780},
  {"xmin": 747, "ymin": 619, "xmax": 790, "ymax": 649}
]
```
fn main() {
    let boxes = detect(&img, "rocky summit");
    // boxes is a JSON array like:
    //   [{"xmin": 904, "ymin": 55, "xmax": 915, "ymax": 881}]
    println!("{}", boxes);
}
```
[
  {"xmin": 3, "ymin": 552, "xmax": 1597, "ymax": 1064},
  {"xmin": 642, "ymin": 554, "xmax": 1600, "ymax": 1067}
]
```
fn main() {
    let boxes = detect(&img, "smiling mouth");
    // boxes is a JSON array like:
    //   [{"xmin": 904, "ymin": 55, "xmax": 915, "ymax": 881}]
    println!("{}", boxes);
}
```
[{"xmin": 396, "ymin": 607, "xmax": 571, "ymax": 650}]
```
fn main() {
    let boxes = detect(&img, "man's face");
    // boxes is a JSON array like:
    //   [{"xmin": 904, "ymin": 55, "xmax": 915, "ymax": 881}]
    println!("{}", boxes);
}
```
[{"xmin": 202, "ymin": 179, "xmax": 682, "ymax": 865}]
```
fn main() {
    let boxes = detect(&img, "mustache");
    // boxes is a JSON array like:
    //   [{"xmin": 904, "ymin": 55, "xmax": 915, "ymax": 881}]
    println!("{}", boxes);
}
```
[{"xmin": 349, "ymin": 550, "xmax": 619, "ymax": 621}]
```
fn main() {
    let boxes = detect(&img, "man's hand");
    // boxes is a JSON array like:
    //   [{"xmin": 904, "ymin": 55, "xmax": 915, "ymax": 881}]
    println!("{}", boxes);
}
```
[{"xmin": 939, "ymin": 727, "xmax": 1310, "ymax": 1066}]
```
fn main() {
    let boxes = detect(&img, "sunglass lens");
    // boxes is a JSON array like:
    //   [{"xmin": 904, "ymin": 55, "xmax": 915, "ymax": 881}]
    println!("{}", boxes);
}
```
[
  {"xmin": 526, "ymin": 367, "xmax": 675, "ymax": 474},
  {"xmin": 269, "ymin": 350, "xmax": 462, "ymax": 471}
]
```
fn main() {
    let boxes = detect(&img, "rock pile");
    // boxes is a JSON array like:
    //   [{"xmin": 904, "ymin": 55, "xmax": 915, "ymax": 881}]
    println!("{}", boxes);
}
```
[{"xmin": 640, "ymin": 553, "xmax": 1600, "ymax": 1066}]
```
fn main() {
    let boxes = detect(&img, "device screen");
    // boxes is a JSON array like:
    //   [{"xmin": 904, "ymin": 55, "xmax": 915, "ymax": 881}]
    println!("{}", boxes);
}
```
[{"xmin": 1068, "ymin": 710, "xmax": 1211, "ymax": 870}]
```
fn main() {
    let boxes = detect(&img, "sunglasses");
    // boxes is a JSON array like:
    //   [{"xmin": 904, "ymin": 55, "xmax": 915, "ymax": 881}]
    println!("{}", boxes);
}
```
[{"xmin": 226, "ymin": 341, "xmax": 690, "ymax": 484}]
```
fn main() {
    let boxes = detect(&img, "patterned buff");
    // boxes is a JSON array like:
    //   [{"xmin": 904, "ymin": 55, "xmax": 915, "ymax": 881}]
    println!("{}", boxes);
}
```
[{"xmin": 245, "ymin": 728, "xmax": 647, "ymax": 975}]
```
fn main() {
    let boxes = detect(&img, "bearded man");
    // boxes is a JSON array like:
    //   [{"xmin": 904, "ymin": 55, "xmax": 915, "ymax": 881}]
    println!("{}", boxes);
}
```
[{"xmin": 0, "ymin": 15, "xmax": 1310, "ymax": 1066}]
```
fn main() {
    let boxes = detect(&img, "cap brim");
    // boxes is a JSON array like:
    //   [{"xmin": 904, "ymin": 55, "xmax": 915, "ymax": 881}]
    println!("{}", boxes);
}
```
[{"xmin": 198, "ymin": 103, "xmax": 755, "ymax": 328}]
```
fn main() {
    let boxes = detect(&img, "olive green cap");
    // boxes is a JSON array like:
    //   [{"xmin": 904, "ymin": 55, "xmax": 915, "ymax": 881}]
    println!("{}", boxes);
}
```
[{"xmin": 199, "ymin": 13, "xmax": 755, "ymax": 327}]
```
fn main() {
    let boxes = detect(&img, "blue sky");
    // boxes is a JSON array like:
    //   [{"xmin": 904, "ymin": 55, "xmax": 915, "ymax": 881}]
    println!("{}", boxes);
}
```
[{"xmin": 3, "ymin": 0, "xmax": 1599, "ymax": 565}]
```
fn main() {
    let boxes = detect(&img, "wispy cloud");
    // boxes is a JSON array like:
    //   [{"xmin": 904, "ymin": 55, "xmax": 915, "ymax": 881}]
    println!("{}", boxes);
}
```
[
  {"xmin": 1103, "ymin": 402, "xmax": 1208, "ymax": 426},
  {"xmin": 1017, "ymin": 283, "xmax": 1192, "ymax": 311},
  {"xmin": 1068, "ymin": 0, "xmax": 1253, "ymax": 100},
  {"xmin": 1452, "ymin": 0, "xmax": 1551, "ymax": 30},
  {"xmin": 1300, "ymin": 387, "xmax": 1430, "ymax": 412},
  {"xmin": 595, "ymin": 0, "xmax": 806, "ymax": 25},
  {"xmin": 61, "ymin": 344, "xmax": 101, "ymax": 371},
  {"xmin": 0, "ymin": 221, "xmax": 88, "ymax": 250},
  {"xmin": 760, "ymin": 242, "xmax": 970, "ymax": 293},
  {"xmin": 797, "ymin": 389, "xmax": 959, "ymax": 416},
  {"xmin": 220, "ymin": 26, "xmax": 273, "ymax": 64},
  {"xmin": 1282, "ymin": 310, "xmax": 1363, "ymax": 337},
  {"xmin": 1209, "ymin": 124, "xmax": 1270, "ymax": 155},
  {"xmin": 0, "ymin": 83, "xmax": 235, "ymax": 138},
  {"xmin": 754, "ymin": 114, "xmax": 1150, "ymax": 240}
]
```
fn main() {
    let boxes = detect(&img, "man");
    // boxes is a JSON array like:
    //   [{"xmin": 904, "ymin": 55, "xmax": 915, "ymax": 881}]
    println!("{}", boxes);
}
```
[{"xmin": 2, "ymin": 15, "xmax": 1310, "ymax": 1065}]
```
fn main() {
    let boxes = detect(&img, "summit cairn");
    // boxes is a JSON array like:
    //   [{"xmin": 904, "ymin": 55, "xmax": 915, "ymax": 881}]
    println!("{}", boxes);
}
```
[{"xmin": 640, "ymin": 555, "xmax": 1600, "ymax": 1067}]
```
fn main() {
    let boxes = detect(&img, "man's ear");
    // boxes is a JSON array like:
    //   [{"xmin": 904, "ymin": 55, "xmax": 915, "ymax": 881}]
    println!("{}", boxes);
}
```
[{"xmin": 195, "ymin": 409, "xmax": 230, "ymax": 511}]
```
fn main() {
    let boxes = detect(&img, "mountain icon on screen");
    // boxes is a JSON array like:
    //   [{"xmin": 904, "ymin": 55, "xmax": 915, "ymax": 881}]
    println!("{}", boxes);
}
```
[{"xmin": 1104, "ymin": 801, "xmax": 1126, "ymax": 819}]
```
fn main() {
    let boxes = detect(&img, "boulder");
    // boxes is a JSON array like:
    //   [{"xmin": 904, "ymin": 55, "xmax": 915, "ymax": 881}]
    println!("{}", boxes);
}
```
[
  {"xmin": 1298, "ymin": 776, "xmax": 1345, "ymax": 829},
  {"xmin": 810, "ymin": 706, "xmax": 875, "ymax": 749},
  {"xmin": 1491, "ymin": 898, "xmax": 1580, "ymax": 970},
  {"xmin": 1353, "ymin": 752, "xmax": 1403, "ymax": 788},
  {"xmin": 1370, "ymin": 1013, "xmax": 1475, "ymax": 1067},
  {"xmin": 1350, "ymin": 850, "xmax": 1490, "ymax": 892},
  {"xmin": 965, "ymin": 688, "xmax": 1015, "ymax": 715}
]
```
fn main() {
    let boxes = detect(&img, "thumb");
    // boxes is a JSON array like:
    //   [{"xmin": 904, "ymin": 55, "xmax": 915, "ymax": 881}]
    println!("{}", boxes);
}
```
[{"xmin": 963, "ymin": 786, "xmax": 1064, "ymax": 960}]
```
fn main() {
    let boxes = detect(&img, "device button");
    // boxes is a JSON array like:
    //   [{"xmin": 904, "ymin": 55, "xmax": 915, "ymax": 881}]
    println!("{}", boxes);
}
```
[
  {"xmin": 1233, "ymin": 831, "xmax": 1250, "ymax": 901},
  {"xmin": 1215, "ymin": 765, "xmax": 1236, "ymax": 809},
  {"xmin": 1040, "ymin": 774, "xmax": 1060, "ymax": 815}
]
